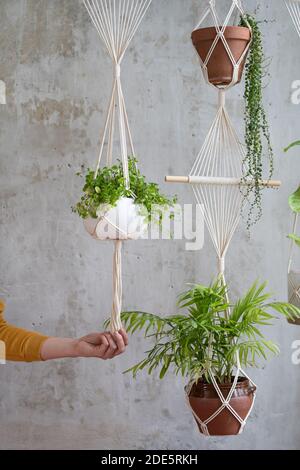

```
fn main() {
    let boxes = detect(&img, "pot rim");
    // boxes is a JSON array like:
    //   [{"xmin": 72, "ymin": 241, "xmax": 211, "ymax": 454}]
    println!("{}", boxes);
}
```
[
  {"xmin": 191, "ymin": 25, "xmax": 251, "ymax": 42},
  {"xmin": 192, "ymin": 376, "xmax": 251, "ymax": 391}
]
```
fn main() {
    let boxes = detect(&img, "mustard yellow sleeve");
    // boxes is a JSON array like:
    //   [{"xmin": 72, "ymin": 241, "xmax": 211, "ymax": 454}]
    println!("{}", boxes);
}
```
[{"xmin": 0, "ymin": 300, "xmax": 49, "ymax": 362}]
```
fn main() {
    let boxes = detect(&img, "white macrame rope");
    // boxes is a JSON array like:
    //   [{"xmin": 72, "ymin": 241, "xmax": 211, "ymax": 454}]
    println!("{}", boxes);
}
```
[
  {"xmin": 111, "ymin": 240, "xmax": 123, "ymax": 333},
  {"xmin": 83, "ymin": 0, "xmax": 152, "ymax": 186},
  {"xmin": 285, "ymin": 0, "xmax": 300, "ymax": 38},
  {"xmin": 288, "ymin": 212, "xmax": 299, "ymax": 274},
  {"xmin": 189, "ymin": 90, "xmax": 244, "ymax": 277},
  {"xmin": 185, "ymin": 351, "xmax": 257, "ymax": 436},
  {"xmin": 83, "ymin": 0, "xmax": 152, "ymax": 332},
  {"xmin": 289, "ymin": 273, "xmax": 300, "ymax": 306},
  {"xmin": 193, "ymin": 0, "xmax": 252, "ymax": 89}
]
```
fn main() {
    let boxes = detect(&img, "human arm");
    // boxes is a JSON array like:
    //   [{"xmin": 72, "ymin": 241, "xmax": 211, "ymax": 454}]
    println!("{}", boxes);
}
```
[{"xmin": 0, "ymin": 300, "xmax": 128, "ymax": 362}]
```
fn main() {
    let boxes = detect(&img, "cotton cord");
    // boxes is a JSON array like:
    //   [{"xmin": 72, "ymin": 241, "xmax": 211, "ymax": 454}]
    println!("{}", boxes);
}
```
[
  {"xmin": 285, "ymin": 0, "xmax": 300, "ymax": 38},
  {"xmin": 193, "ymin": 0, "xmax": 252, "ymax": 90},
  {"xmin": 110, "ymin": 240, "xmax": 123, "ymax": 333},
  {"xmin": 83, "ymin": 0, "xmax": 152, "ymax": 186},
  {"xmin": 287, "ymin": 213, "xmax": 300, "ymax": 310},
  {"xmin": 83, "ymin": 0, "xmax": 152, "ymax": 332},
  {"xmin": 185, "ymin": 352, "xmax": 257, "ymax": 436},
  {"xmin": 182, "ymin": 2, "xmax": 258, "ymax": 435},
  {"xmin": 190, "ymin": 89, "xmax": 245, "ymax": 278},
  {"xmin": 288, "ymin": 212, "xmax": 299, "ymax": 274}
]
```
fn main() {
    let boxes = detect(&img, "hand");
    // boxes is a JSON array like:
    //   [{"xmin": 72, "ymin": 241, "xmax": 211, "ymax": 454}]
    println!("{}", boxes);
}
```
[
  {"xmin": 40, "ymin": 329, "xmax": 129, "ymax": 361},
  {"xmin": 76, "ymin": 329, "xmax": 129, "ymax": 360}
]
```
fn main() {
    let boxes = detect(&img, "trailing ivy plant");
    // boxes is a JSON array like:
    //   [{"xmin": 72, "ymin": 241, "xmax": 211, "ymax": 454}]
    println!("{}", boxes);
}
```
[
  {"xmin": 73, "ymin": 157, "xmax": 177, "ymax": 223},
  {"xmin": 118, "ymin": 280, "xmax": 299, "ymax": 384},
  {"xmin": 284, "ymin": 140, "xmax": 300, "ymax": 246},
  {"xmin": 240, "ymin": 14, "xmax": 274, "ymax": 229}
]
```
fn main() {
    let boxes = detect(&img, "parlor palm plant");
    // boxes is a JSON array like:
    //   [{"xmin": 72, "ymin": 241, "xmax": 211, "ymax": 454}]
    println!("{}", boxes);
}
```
[
  {"xmin": 119, "ymin": 281, "xmax": 299, "ymax": 435},
  {"xmin": 121, "ymin": 280, "xmax": 299, "ymax": 383}
]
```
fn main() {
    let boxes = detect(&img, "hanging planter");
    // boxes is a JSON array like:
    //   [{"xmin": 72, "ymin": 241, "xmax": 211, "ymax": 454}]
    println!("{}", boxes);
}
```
[
  {"xmin": 74, "ymin": 158, "xmax": 176, "ymax": 241},
  {"xmin": 191, "ymin": 26, "xmax": 251, "ymax": 87},
  {"xmin": 288, "ymin": 269, "xmax": 300, "ymax": 325},
  {"xmin": 284, "ymin": 141, "xmax": 300, "ymax": 325},
  {"xmin": 187, "ymin": 1, "xmax": 275, "ymax": 229},
  {"xmin": 78, "ymin": 0, "xmax": 155, "ymax": 333},
  {"xmin": 118, "ymin": 280, "xmax": 299, "ymax": 436},
  {"xmin": 84, "ymin": 198, "xmax": 147, "ymax": 241},
  {"xmin": 188, "ymin": 378, "xmax": 255, "ymax": 436}
]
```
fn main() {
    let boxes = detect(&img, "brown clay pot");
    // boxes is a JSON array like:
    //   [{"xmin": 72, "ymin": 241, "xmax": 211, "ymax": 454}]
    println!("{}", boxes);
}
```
[
  {"xmin": 188, "ymin": 377, "xmax": 256, "ymax": 436},
  {"xmin": 191, "ymin": 26, "xmax": 251, "ymax": 86},
  {"xmin": 288, "ymin": 317, "xmax": 300, "ymax": 326}
]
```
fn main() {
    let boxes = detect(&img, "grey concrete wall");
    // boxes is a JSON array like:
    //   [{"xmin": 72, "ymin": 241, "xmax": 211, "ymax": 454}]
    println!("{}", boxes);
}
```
[{"xmin": 0, "ymin": 0, "xmax": 299, "ymax": 450}]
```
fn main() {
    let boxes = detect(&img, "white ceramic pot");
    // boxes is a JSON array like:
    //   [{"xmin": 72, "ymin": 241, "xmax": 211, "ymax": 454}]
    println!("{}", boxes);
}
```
[{"xmin": 83, "ymin": 197, "xmax": 147, "ymax": 240}]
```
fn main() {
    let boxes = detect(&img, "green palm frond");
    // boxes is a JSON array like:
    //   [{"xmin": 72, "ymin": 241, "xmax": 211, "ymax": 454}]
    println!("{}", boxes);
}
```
[{"xmin": 112, "ymin": 280, "xmax": 300, "ymax": 384}]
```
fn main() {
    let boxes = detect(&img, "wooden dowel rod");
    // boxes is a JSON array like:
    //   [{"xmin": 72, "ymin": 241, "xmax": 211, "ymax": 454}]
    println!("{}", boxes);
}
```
[{"xmin": 165, "ymin": 175, "xmax": 282, "ymax": 188}]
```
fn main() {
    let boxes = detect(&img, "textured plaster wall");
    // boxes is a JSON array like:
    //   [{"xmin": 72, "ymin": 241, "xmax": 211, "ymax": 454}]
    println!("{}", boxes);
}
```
[{"xmin": 0, "ymin": 0, "xmax": 299, "ymax": 450}]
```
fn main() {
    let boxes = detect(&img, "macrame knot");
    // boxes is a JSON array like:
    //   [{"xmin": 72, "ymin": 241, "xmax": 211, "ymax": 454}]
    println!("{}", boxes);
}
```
[
  {"xmin": 115, "ymin": 63, "xmax": 121, "ymax": 79},
  {"xmin": 218, "ymin": 257, "xmax": 225, "ymax": 274},
  {"xmin": 218, "ymin": 89, "xmax": 226, "ymax": 108}
]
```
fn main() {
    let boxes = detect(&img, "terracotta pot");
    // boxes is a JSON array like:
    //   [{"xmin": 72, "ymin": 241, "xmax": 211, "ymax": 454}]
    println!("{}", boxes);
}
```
[
  {"xmin": 288, "ymin": 317, "xmax": 300, "ymax": 326},
  {"xmin": 188, "ymin": 377, "xmax": 256, "ymax": 436},
  {"xmin": 191, "ymin": 26, "xmax": 251, "ymax": 87}
]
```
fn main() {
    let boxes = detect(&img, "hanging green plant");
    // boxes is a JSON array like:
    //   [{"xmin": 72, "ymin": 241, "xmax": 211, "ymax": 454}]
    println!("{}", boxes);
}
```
[
  {"xmin": 73, "ymin": 157, "xmax": 177, "ymax": 224},
  {"xmin": 120, "ymin": 280, "xmax": 299, "ymax": 383},
  {"xmin": 240, "ymin": 14, "xmax": 274, "ymax": 229},
  {"xmin": 114, "ymin": 280, "xmax": 300, "ymax": 435}
]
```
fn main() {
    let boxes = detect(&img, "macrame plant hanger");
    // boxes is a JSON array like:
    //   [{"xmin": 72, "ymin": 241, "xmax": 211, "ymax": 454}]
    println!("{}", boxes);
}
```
[
  {"xmin": 83, "ymin": 0, "xmax": 152, "ymax": 332},
  {"xmin": 285, "ymin": 0, "xmax": 300, "ymax": 38},
  {"xmin": 166, "ymin": 0, "xmax": 281, "ymax": 436},
  {"xmin": 287, "ymin": 213, "xmax": 300, "ymax": 324},
  {"xmin": 285, "ymin": 1, "xmax": 300, "ymax": 324}
]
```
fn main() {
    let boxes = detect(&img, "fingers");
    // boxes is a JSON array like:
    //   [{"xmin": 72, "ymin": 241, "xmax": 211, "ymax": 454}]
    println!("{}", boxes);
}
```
[
  {"xmin": 111, "ymin": 331, "xmax": 126, "ymax": 356},
  {"xmin": 79, "ymin": 330, "xmax": 129, "ymax": 360},
  {"xmin": 102, "ymin": 332, "xmax": 118, "ymax": 359},
  {"xmin": 119, "ymin": 328, "xmax": 129, "ymax": 346},
  {"xmin": 97, "ymin": 334, "xmax": 110, "ymax": 358}
]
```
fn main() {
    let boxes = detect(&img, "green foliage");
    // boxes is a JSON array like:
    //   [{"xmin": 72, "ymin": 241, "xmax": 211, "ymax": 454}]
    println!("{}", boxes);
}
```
[
  {"xmin": 284, "ymin": 140, "xmax": 300, "ymax": 153},
  {"xmin": 73, "ymin": 157, "xmax": 177, "ymax": 222},
  {"xmin": 288, "ymin": 234, "xmax": 300, "ymax": 247},
  {"xmin": 289, "ymin": 187, "xmax": 300, "ymax": 213},
  {"xmin": 121, "ymin": 280, "xmax": 300, "ymax": 384},
  {"xmin": 240, "ymin": 14, "xmax": 274, "ymax": 229},
  {"xmin": 284, "ymin": 141, "xmax": 300, "ymax": 212}
]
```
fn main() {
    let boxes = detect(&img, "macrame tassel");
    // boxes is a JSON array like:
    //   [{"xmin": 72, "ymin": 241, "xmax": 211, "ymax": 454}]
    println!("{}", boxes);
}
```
[{"xmin": 110, "ymin": 240, "xmax": 123, "ymax": 333}]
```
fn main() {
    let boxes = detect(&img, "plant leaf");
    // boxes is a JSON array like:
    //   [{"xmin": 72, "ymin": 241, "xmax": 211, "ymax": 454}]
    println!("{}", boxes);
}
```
[
  {"xmin": 289, "ymin": 187, "xmax": 300, "ymax": 213},
  {"xmin": 284, "ymin": 140, "xmax": 300, "ymax": 153},
  {"xmin": 288, "ymin": 234, "xmax": 300, "ymax": 247}
]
